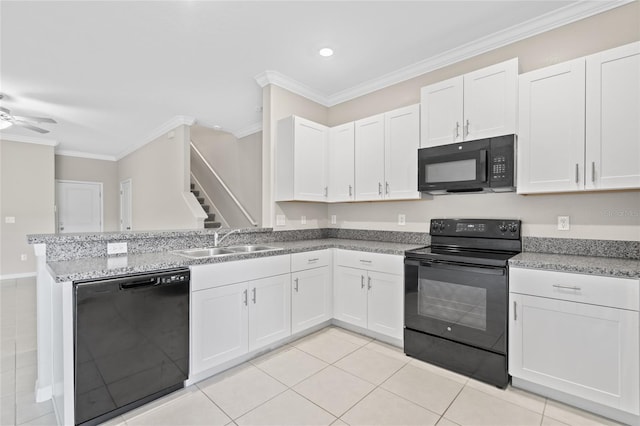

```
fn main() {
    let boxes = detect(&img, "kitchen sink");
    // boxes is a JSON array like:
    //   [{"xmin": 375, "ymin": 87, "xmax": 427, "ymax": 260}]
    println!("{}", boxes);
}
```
[
  {"xmin": 173, "ymin": 247, "xmax": 235, "ymax": 258},
  {"xmin": 227, "ymin": 245, "xmax": 282, "ymax": 253}
]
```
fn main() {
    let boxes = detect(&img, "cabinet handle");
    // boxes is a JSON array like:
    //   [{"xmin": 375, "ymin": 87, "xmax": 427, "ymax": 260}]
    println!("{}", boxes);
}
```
[
  {"xmin": 243, "ymin": 289, "xmax": 248, "ymax": 306},
  {"xmin": 464, "ymin": 119, "xmax": 470, "ymax": 137},
  {"xmin": 359, "ymin": 259, "xmax": 372, "ymax": 264},
  {"xmin": 324, "ymin": 186, "xmax": 328, "ymax": 197},
  {"xmin": 252, "ymin": 287, "xmax": 257, "ymax": 304},
  {"xmin": 378, "ymin": 182, "xmax": 382, "ymax": 195},
  {"xmin": 367, "ymin": 276, "xmax": 372, "ymax": 290},
  {"xmin": 591, "ymin": 162, "xmax": 596, "ymax": 183},
  {"xmin": 385, "ymin": 182, "xmax": 390, "ymax": 195},
  {"xmin": 361, "ymin": 275, "xmax": 365, "ymax": 289},
  {"xmin": 575, "ymin": 163, "xmax": 579, "ymax": 183},
  {"xmin": 294, "ymin": 278, "xmax": 299, "ymax": 292},
  {"xmin": 348, "ymin": 185, "xmax": 353, "ymax": 197},
  {"xmin": 455, "ymin": 121, "xmax": 460, "ymax": 139},
  {"xmin": 553, "ymin": 284, "xmax": 581, "ymax": 291},
  {"xmin": 513, "ymin": 301, "xmax": 517, "ymax": 321}
]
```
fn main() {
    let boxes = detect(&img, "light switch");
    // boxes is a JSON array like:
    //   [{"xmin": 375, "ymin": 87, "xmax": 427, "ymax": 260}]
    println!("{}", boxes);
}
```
[{"xmin": 330, "ymin": 215, "xmax": 337, "ymax": 225}]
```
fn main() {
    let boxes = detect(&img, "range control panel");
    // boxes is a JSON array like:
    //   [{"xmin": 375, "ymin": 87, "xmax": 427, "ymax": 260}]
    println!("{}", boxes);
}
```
[{"xmin": 430, "ymin": 218, "xmax": 521, "ymax": 239}]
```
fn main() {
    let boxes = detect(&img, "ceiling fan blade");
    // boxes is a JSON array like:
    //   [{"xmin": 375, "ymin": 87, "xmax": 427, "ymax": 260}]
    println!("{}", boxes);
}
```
[
  {"xmin": 13, "ymin": 115, "xmax": 57, "ymax": 124},
  {"xmin": 14, "ymin": 121, "xmax": 50, "ymax": 133}
]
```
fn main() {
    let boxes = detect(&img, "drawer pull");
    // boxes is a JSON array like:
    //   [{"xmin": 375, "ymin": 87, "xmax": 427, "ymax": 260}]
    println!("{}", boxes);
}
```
[
  {"xmin": 513, "ymin": 301, "xmax": 517, "ymax": 321},
  {"xmin": 553, "ymin": 284, "xmax": 581, "ymax": 291},
  {"xmin": 367, "ymin": 276, "xmax": 372, "ymax": 290},
  {"xmin": 294, "ymin": 278, "xmax": 299, "ymax": 292},
  {"xmin": 361, "ymin": 275, "xmax": 365, "ymax": 289},
  {"xmin": 308, "ymin": 258, "xmax": 319, "ymax": 263},
  {"xmin": 359, "ymin": 259, "xmax": 372, "ymax": 264}
]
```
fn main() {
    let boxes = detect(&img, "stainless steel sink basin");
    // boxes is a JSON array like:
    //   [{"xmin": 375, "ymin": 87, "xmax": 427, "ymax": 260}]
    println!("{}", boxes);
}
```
[
  {"xmin": 227, "ymin": 245, "xmax": 281, "ymax": 253},
  {"xmin": 173, "ymin": 247, "xmax": 235, "ymax": 259}
]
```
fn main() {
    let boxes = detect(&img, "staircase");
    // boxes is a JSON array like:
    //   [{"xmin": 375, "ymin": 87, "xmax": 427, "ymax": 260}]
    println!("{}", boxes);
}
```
[{"xmin": 191, "ymin": 183, "xmax": 221, "ymax": 228}]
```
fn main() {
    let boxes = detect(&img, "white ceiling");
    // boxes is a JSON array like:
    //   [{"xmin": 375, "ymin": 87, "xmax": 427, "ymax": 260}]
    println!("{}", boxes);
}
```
[{"xmin": 0, "ymin": 1, "xmax": 627, "ymax": 160}]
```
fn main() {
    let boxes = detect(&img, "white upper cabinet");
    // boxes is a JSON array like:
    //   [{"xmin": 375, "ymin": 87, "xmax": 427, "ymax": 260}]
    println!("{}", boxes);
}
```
[
  {"xmin": 420, "ymin": 58, "xmax": 518, "ymax": 147},
  {"xmin": 328, "ymin": 122, "xmax": 355, "ymax": 202},
  {"xmin": 275, "ymin": 116, "xmax": 328, "ymax": 202},
  {"xmin": 518, "ymin": 42, "xmax": 640, "ymax": 194},
  {"xmin": 517, "ymin": 58, "xmax": 586, "ymax": 193},
  {"xmin": 355, "ymin": 113, "xmax": 386, "ymax": 201},
  {"xmin": 586, "ymin": 42, "xmax": 640, "ymax": 190}
]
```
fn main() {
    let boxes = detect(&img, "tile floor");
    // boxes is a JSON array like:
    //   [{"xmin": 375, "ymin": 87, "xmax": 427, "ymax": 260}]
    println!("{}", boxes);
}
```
[{"xmin": 0, "ymin": 277, "xmax": 624, "ymax": 426}]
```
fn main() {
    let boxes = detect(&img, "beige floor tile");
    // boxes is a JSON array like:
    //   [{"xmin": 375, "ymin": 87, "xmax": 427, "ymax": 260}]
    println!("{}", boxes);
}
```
[
  {"xmin": 342, "ymin": 387, "xmax": 440, "ymax": 426},
  {"xmin": 121, "ymin": 386, "xmax": 193, "ymax": 422},
  {"xmin": 1, "ymin": 394, "xmax": 15, "ymax": 426},
  {"xmin": 1, "ymin": 370, "xmax": 16, "ymax": 397},
  {"xmin": 445, "ymin": 387, "xmax": 542, "ymax": 426},
  {"xmin": 542, "ymin": 416, "xmax": 570, "ymax": 426},
  {"xmin": 381, "ymin": 363, "xmax": 464, "ymax": 415},
  {"xmin": 199, "ymin": 363, "xmax": 287, "ymax": 419},
  {"xmin": 252, "ymin": 346, "xmax": 328, "ymax": 386},
  {"xmin": 293, "ymin": 332, "xmax": 361, "ymax": 364},
  {"xmin": 99, "ymin": 414, "xmax": 127, "ymax": 426},
  {"xmin": 127, "ymin": 388, "xmax": 230, "ymax": 426},
  {"xmin": 15, "ymin": 351, "xmax": 36, "ymax": 370},
  {"xmin": 437, "ymin": 418, "xmax": 461, "ymax": 426},
  {"xmin": 363, "ymin": 340, "xmax": 409, "ymax": 362},
  {"xmin": 334, "ymin": 346, "xmax": 406, "ymax": 385},
  {"xmin": 236, "ymin": 389, "xmax": 335, "ymax": 426},
  {"xmin": 544, "ymin": 399, "xmax": 622, "ymax": 426},
  {"xmin": 1, "ymin": 353, "xmax": 15, "ymax": 373},
  {"xmin": 408, "ymin": 358, "xmax": 470, "ymax": 385},
  {"xmin": 19, "ymin": 411, "xmax": 58, "ymax": 425},
  {"xmin": 15, "ymin": 390, "xmax": 53, "ymax": 425},
  {"xmin": 15, "ymin": 365, "xmax": 36, "ymax": 395},
  {"xmin": 324, "ymin": 327, "xmax": 373, "ymax": 347},
  {"xmin": 331, "ymin": 420, "xmax": 349, "ymax": 426},
  {"xmin": 467, "ymin": 380, "xmax": 546, "ymax": 414},
  {"xmin": 293, "ymin": 366, "xmax": 375, "ymax": 417}
]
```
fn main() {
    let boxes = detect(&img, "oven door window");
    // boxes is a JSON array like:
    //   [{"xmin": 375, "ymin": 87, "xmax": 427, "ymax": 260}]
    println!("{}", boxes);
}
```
[{"xmin": 405, "ymin": 260, "xmax": 507, "ymax": 353}]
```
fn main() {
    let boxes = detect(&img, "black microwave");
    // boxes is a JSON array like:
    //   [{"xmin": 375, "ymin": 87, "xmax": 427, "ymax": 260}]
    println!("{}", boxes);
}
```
[{"xmin": 418, "ymin": 135, "xmax": 516, "ymax": 194}]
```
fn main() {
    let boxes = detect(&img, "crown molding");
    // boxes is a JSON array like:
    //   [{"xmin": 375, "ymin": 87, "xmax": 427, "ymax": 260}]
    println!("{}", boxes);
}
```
[
  {"xmin": 233, "ymin": 122, "xmax": 262, "ymax": 139},
  {"xmin": 0, "ymin": 132, "xmax": 59, "ymax": 146},
  {"xmin": 55, "ymin": 150, "xmax": 117, "ymax": 161},
  {"xmin": 115, "ymin": 115, "xmax": 196, "ymax": 160},
  {"xmin": 255, "ymin": 70, "xmax": 329, "ymax": 106}
]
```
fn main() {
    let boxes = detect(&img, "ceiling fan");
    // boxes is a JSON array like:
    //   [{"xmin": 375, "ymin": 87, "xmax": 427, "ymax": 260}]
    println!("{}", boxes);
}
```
[{"xmin": 0, "ymin": 94, "xmax": 57, "ymax": 134}]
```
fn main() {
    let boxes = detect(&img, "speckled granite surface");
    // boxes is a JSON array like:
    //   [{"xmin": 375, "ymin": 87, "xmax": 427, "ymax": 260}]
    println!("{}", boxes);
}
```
[
  {"xmin": 46, "ymin": 238, "xmax": 424, "ymax": 282},
  {"xmin": 522, "ymin": 237, "xmax": 639, "ymax": 260},
  {"xmin": 509, "ymin": 252, "xmax": 640, "ymax": 279},
  {"xmin": 326, "ymin": 229, "xmax": 430, "ymax": 245}
]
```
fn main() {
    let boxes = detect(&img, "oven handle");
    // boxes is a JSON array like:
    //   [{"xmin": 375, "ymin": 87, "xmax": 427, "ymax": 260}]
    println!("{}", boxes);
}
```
[{"xmin": 407, "ymin": 259, "xmax": 505, "ymax": 276}]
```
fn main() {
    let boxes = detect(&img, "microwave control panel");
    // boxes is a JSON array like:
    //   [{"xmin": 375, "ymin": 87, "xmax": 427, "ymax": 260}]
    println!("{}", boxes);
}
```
[{"xmin": 489, "ymin": 137, "xmax": 515, "ymax": 187}]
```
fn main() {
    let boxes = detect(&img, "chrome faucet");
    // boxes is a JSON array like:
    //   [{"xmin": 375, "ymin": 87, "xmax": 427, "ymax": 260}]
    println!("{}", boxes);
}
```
[{"xmin": 214, "ymin": 229, "xmax": 241, "ymax": 246}]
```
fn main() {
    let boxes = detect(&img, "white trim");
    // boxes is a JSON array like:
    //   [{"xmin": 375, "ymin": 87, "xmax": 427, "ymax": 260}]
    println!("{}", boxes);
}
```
[
  {"xmin": 55, "ymin": 179, "xmax": 104, "ymax": 233},
  {"xmin": 0, "ymin": 272, "xmax": 37, "ymax": 280},
  {"xmin": 119, "ymin": 178, "xmax": 133, "ymax": 231},
  {"xmin": 115, "ymin": 115, "xmax": 196, "ymax": 160},
  {"xmin": 0, "ymin": 133, "xmax": 59, "ymax": 146},
  {"xmin": 55, "ymin": 150, "xmax": 117, "ymax": 161},
  {"xmin": 255, "ymin": 1, "xmax": 632, "ymax": 107},
  {"xmin": 233, "ymin": 122, "xmax": 262, "ymax": 139}
]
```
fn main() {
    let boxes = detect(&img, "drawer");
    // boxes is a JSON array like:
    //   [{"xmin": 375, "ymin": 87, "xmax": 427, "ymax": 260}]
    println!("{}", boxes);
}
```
[
  {"xmin": 291, "ymin": 249, "xmax": 331, "ymax": 271},
  {"xmin": 510, "ymin": 267, "xmax": 639, "ymax": 311},
  {"xmin": 335, "ymin": 249, "xmax": 403, "ymax": 275},
  {"xmin": 191, "ymin": 254, "xmax": 290, "ymax": 291}
]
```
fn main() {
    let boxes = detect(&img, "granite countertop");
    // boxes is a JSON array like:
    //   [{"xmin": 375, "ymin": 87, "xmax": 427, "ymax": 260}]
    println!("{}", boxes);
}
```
[
  {"xmin": 47, "ymin": 238, "xmax": 425, "ymax": 283},
  {"xmin": 509, "ymin": 252, "xmax": 640, "ymax": 279}
]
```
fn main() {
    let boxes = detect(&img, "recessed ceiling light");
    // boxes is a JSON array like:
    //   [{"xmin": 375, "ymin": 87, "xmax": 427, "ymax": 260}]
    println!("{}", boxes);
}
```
[{"xmin": 319, "ymin": 47, "xmax": 334, "ymax": 57}]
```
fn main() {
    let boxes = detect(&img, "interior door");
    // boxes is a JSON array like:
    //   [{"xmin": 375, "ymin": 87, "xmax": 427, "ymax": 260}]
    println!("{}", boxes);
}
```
[
  {"xmin": 120, "ymin": 179, "xmax": 132, "ymax": 231},
  {"xmin": 56, "ymin": 180, "xmax": 102, "ymax": 233}
]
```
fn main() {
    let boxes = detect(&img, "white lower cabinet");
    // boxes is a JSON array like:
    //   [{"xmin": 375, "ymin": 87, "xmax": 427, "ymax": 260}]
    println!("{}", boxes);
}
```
[
  {"xmin": 509, "ymin": 267, "xmax": 640, "ymax": 417},
  {"xmin": 333, "ymin": 250, "xmax": 404, "ymax": 341},
  {"xmin": 291, "ymin": 250, "xmax": 333, "ymax": 334}
]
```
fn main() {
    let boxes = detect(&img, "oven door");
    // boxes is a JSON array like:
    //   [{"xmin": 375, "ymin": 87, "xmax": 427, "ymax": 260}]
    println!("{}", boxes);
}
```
[
  {"xmin": 405, "ymin": 258, "xmax": 507, "ymax": 354},
  {"xmin": 418, "ymin": 139, "xmax": 489, "ymax": 192}
]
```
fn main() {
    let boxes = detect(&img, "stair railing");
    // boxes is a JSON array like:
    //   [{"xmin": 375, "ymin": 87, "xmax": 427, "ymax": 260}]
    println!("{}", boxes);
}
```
[{"xmin": 190, "ymin": 141, "xmax": 258, "ymax": 227}]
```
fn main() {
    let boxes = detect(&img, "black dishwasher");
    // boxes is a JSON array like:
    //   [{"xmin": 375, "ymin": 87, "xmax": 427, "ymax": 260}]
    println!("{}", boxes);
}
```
[{"xmin": 74, "ymin": 268, "xmax": 190, "ymax": 426}]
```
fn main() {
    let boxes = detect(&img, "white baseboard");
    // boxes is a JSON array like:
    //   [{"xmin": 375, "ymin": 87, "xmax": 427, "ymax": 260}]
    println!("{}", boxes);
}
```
[
  {"xmin": 0, "ymin": 272, "xmax": 37, "ymax": 280},
  {"xmin": 35, "ymin": 380, "xmax": 52, "ymax": 402}
]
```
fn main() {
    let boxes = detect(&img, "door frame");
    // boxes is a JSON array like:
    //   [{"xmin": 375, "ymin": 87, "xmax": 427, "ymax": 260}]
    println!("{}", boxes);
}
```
[
  {"xmin": 55, "ymin": 179, "xmax": 104, "ymax": 233},
  {"xmin": 120, "ymin": 178, "xmax": 132, "ymax": 231}
]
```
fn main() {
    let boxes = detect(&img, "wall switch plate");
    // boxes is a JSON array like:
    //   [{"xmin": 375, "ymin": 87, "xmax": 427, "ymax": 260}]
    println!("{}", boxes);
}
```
[
  {"xmin": 301, "ymin": 215, "xmax": 306, "ymax": 225},
  {"xmin": 107, "ymin": 242, "xmax": 128, "ymax": 255},
  {"xmin": 330, "ymin": 215, "xmax": 336, "ymax": 225},
  {"xmin": 398, "ymin": 214, "xmax": 406, "ymax": 226},
  {"xmin": 5, "ymin": 216, "xmax": 15, "ymax": 224},
  {"xmin": 557, "ymin": 216, "xmax": 570, "ymax": 231},
  {"xmin": 20, "ymin": 254, "xmax": 27, "ymax": 261},
  {"xmin": 276, "ymin": 215, "xmax": 286, "ymax": 226}
]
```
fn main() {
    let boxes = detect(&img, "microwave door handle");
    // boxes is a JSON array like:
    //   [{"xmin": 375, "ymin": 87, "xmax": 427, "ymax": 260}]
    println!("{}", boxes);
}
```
[
  {"xmin": 420, "ymin": 261, "xmax": 505, "ymax": 276},
  {"xmin": 479, "ymin": 149, "xmax": 488, "ymax": 183}
]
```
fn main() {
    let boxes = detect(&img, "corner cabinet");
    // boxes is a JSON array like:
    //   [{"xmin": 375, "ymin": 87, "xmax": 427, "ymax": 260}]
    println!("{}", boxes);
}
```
[
  {"xmin": 333, "ymin": 250, "xmax": 404, "ymax": 341},
  {"xmin": 275, "ymin": 116, "xmax": 329, "ymax": 202},
  {"xmin": 291, "ymin": 250, "xmax": 333, "ymax": 333},
  {"xmin": 518, "ymin": 42, "xmax": 640, "ymax": 194},
  {"xmin": 420, "ymin": 58, "xmax": 518, "ymax": 147},
  {"xmin": 509, "ymin": 267, "xmax": 640, "ymax": 419}
]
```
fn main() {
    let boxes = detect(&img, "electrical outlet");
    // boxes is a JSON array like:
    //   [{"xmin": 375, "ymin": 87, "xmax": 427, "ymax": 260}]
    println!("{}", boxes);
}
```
[
  {"xmin": 5, "ymin": 216, "xmax": 15, "ymax": 224},
  {"xmin": 398, "ymin": 214, "xmax": 406, "ymax": 226},
  {"xmin": 557, "ymin": 216, "xmax": 570, "ymax": 231},
  {"xmin": 301, "ymin": 215, "xmax": 306, "ymax": 225},
  {"xmin": 107, "ymin": 242, "xmax": 128, "ymax": 255},
  {"xmin": 276, "ymin": 215, "xmax": 286, "ymax": 226},
  {"xmin": 330, "ymin": 215, "xmax": 336, "ymax": 225},
  {"xmin": 20, "ymin": 254, "xmax": 27, "ymax": 261}
]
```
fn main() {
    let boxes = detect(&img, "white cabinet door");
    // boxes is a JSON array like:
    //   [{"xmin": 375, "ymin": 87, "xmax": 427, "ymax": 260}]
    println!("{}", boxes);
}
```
[
  {"xmin": 291, "ymin": 266, "xmax": 332, "ymax": 334},
  {"xmin": 586, "ymin": 41, "xmax": 640, "ymax": 190},
  {"xmin": 355, "ymin": 114, "xmax": 385, "ymax": 200},
  {"xmin": 329, "ymin": 122, "xmax": 355, "ymax": 202},
  {"xmin": 248, "ymin": 274, "xmax": 291, "ymax": 351},
  {"xmin": 510, "ymin": 293, "xmax": 639, "ymax": 414},
  {"xmin": 333, "ymin": 266, "xmax": 368, "ymax": 328},
  {"xmin": 463, "ymin": 58, "xmax": 518, "ymax": 141},
  {"xmin": 517, "ymin": 59, "xmax": 586, "ymax": 193},
  {"xmin": 294, "ymin": 117, "xmax": 329, "ymax": 201},
  {"xmin": 366, "ymin": 271, "xmax": 404, "ymax": 340},
  {"xmin": 420, "ymin": 76, "xmax": 463, "ymax": 147},
  {"xmin": 384, "ymin": 104, "xmax": 420, "ymax": 200},
  {"xmin": 191, "ymin": 283, "xmax": 248, "ymax": 375}
]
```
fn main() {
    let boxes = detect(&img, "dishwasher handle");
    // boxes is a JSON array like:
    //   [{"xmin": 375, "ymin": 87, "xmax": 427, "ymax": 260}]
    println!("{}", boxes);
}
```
[{"xmin": 120, "ymin": 277, "xmax": 161, "ymax": 290}]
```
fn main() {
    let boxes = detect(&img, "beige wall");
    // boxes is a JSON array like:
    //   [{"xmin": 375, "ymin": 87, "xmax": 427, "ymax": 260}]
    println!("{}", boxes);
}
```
[
  {"xmin": 262, "ymin": 84, "xmax": 330, "ymax": 229},
  {"xmin": 321, "ymin": 3, "xmax": 640, "ymax": 240},
  {"xmin": 55, "ymin": 155, "xmax": 119, "ymax": 231},
  {"xmin": 0, "ymin": 139, "xmax": 55, "ymax": 276},
  {"xmin": 117, "ymin": 125, "xmax": 201, "ymax": 230}
]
